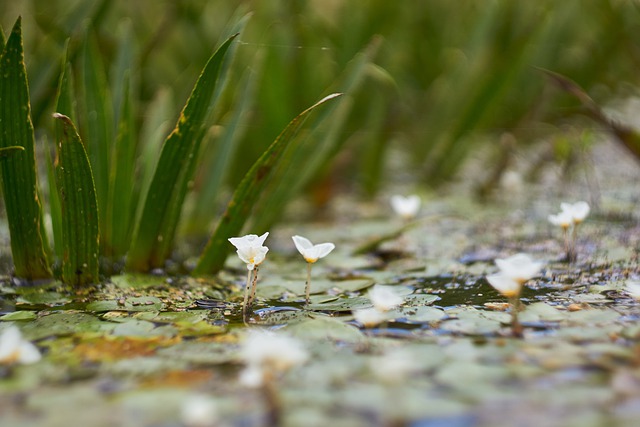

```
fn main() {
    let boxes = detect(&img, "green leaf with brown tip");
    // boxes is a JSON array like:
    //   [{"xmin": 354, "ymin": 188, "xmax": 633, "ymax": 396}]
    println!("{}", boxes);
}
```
[
  {"xmin": 0, "ymin": 17, "xmax": 52, "ymax": 281},
  {"xmin": 53, "ymin": 113, "xmax": 100, "ymax": 287},
  {"xmin": 193, "ymin": 93, "xmax": 343, "ymax": 276}
]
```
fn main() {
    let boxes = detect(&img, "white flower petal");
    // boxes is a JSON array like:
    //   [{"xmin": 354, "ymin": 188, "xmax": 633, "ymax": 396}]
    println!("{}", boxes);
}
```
[
  {"xmin": 548, "ymin": 210, "xmax": 573, "ymax": 228},
  {"xmin": 256, "ymin": 231, "xmax": 270, "ymax": 246},
  {"xmin": 560, "ymin": 201, "xmax": 590, "ymax": 223},
  {"xmin": 292, "ymin": 235, "xmax": 313, "ymax": 252},
  {"xmin": 292, "ymin": 236, "xmax": 335, "ymax": 263},
  {"xmin": 313, "ymin": 243, "xmax": 335, "ymax": 259},
  {"xmin": 0, "ymin": 326, "xmax": 22, "ymax": 361},
  {"xmin": 229, "ymin": 233, "xmax": 270, "ymax": 269},
  {"xmin": 17, "ymin": 341, "xmax": 41, "ymax": 364},
  {"xmin": 240, "ymin": 330, "xmax": 308, "ymax": 372},
  {"xmin": 0, "ymin": 326, "xmax": 40, "ymax": 365},
  {"xmin": 486, "ymin": 273, "xmax": 521, "ymax": 298},
  {"xmin": 352, "ymin": 307, "xmax": 387, "ymax": 327},
  {"xmin": 239, "ymin": 365, "xmax": 264, "ymax": 388},
  {"xmin": 368, "ymin": 284, "xmax": 404, "ymax": 312},
  {"xmin": 494, "ymin": 253, "xmax": 542, "ymax": 283},
  {"xmin": 390, "ymin": 195, "xmax": 421, "ymax": 219}
]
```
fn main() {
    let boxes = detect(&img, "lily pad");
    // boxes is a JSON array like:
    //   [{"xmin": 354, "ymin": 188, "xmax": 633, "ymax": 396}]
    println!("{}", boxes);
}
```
[
  {"xmin": 15, "ymin": 291, "xmax": 71, "ymax": 306},
  {"xmin": 286, "ymin": 315, "xmax": 366, "ymax": 344},
  {"xmin": 391, "ymin": 306, "xmax": 447, "ymax": 323},
  {"xmin": 20, "ymin": 312, "xmax": 114, "ymax": 340},
  {"xmin": 0, "ymin": 310, "xmax": 37, "ymax": 321},
  {"xmin": 133, "ymin": 310, "xmax": 210, "ymax": 324},
  {"xmin": 86, "ymin": 296, "xmax": 165, "ymax": 312},
  {"xmin": 307, "ymin": 296, "xmax": 372, "ymax": 312}
]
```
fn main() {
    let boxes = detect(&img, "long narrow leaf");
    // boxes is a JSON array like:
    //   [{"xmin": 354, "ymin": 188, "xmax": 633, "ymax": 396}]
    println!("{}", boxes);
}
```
[
  {"xmin": 126, "ymin": 33, "xmax": 238, "ymax": 272},
  {"xmin": 105, "ymin": 73, "xmax": 136, "ymax": 262},
  {"xmin": 80, "ymin": 29, "xmax": 112, "ymax": 251},
  {"xmin": 50, "ymin": 42, "xmax": 76, "ymax": 261},
  {"xmin": 52, "ymin": 113, "xmax": 99, "ymax": 286},
  {"xmin": 0, "ymin": 18, "xmax": 52, "ymax": 281},
  {"xmin": 193, "ymin": 92, "xmax": 342, "ymax": 276}
]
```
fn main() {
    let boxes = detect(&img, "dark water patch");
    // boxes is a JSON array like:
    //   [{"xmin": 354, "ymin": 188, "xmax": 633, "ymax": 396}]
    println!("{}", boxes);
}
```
[{"xmin": 412, "ymin": 275, "xmax": 556, "ymax": 307}]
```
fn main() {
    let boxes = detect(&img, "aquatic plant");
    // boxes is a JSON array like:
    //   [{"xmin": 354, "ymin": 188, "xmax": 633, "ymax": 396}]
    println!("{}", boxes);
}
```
[
  {"xmin": 228, "ymin": 233, "xmax": 269, "ymax": 318},
  {"xmin": 292, "ymin": 235, "xmax": 335, "ymax": 306},
  {"xmin": 353, "ymin": 284, "xmax": 405, "ymax": 328},
  {"xmin": 239, "ymin": 330, "xmax": 308, "ymax": 425},
  {"xmin": 390, "ymin": 195, "xmax": 421, "ymax": 221},
  {"xmin": 0, "ymin": 325, "xmax": 41, "ymax": 365},
  {"xmin": 486, "ymin": 253, "xmax": 543, "ymax": 337},
  {"xmin": 368, "ymin": 284, "xmax": 405, "ymax": 312},
  {"xmin": 0, "ymin": 16, "xmax": 342, "ymax": 286},
  {"xmin": 549, "ymin": 201, "xmax": 590, "ymax": 262}
]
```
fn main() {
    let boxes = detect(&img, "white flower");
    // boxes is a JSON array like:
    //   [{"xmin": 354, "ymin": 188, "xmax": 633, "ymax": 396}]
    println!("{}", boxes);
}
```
[
  {"xmin": 228, "ymin": 232, "xmax": 269, "ymax": 270},
  {"xmin": 0, "ymin": 325, "xmax": 41, "ymax": 365},
  {"xmin": 352, "ymin": 307, "xmax": 388, "ymax": 327},
  {"xmin": 486, "ymin": 273, "xmax": 521, "ymax": 298},
  {"xmin": 625, "ymin": 281, "xmax": 640, "ymax": 300},
  {"xmin": 181, "ymin": 395, "xmax": 218, "ymax": 427},
  {"xmin": 390, "ymin": 195, "xmax": 421, "ymax": 219},
  {"xmin": 368, "ymin": 284, "xmax": 404, "ymax": 312},
  {"xmin": 548, "ymin": 209, "xmax": 573, "ymax": 229},
  {"xmin": 494, "ymin": 253, "xmax": 543, "ymax": 285},
  {"xmin": 292, "ymin": 235, "xmax": 335, "ymax": 263},
  {"xmin": 560, "ymin": 201, "xmax": 590, "ymax": 224},
  {"xmin": 239, "ymin": 330, "xmax": 308, "ymax": 387}
]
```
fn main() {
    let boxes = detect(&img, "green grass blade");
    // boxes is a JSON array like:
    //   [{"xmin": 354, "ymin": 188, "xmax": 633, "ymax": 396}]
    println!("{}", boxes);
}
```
[
  {"xmin": 193, "ymin": 92, "xmax": 342, "ymax": 276},
  {"xmin": 0, "ymin": 17, "xmax": 52, "ymax": 281},
  {"xmin": 126, "ymin": 33, "xmax": 239, "ymax": 272},
  {"xmin": 52, "ymin": 113, "xmax": 99, "ymax": 287},
  {"xmin": 80, "ymin": 29, "xmax": 112, "ymax": 251},
  {"xmin": 105, "ymin": 73, "xmax": 136, "ymax": 262},
  {"xmin": 50, "ymin": 43, "xmax": 77, "ymax": 261}
]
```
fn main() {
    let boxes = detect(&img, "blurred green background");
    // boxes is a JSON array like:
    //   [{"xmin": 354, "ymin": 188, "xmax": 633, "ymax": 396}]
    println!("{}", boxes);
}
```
[{"xmin": 2, "ymin": 0, "xmax": 639, "ymax": 226}]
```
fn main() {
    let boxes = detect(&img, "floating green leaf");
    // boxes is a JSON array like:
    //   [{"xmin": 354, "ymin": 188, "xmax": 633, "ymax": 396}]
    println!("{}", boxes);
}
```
[
  {"xmin": 127, "ymin": 33, "xmax": 239, "ymax": 272},
  {"xmin": 0, "ymin": 17, "xmax": 52, "ymax": 281},
  {"xmin": 194, "ymin": 92, "xmax": 343, "ymax": 276},
  {"xmin": 53, "ymin": 113, "xmax": 100, "ymax": 286}
]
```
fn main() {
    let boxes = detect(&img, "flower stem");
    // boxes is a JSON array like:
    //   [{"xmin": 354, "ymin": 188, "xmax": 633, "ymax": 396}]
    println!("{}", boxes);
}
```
[
  {"xmin": 510, "ymin": 296, "xmax": 523, "ymax": 338},
  {"xmin": 562, "ymin": 226, "xmax": 571, "ymax": 262},
  {"xmin": 262, "ymin": 372, "xmax": 282, "ymax": 427},
  {"xmin": 569, "ymin": 223, "xmax": 579, "ymax": 263},
  {"xmin": 248, "ymin": 266, "xmax": 260, "ymax": 309},
  {"xmin": 305, "ymin": 262, "xmax": 312, "ymax": 307},
  {"xmin": 242, "ymin": 269, "xmax": 253, "ymax": 319}
]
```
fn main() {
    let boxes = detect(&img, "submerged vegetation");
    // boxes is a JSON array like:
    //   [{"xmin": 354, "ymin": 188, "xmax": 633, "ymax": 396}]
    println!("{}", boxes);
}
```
[{"xmin": 1, "ymin": 1, "xmax": 640, "ymax": 426}]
